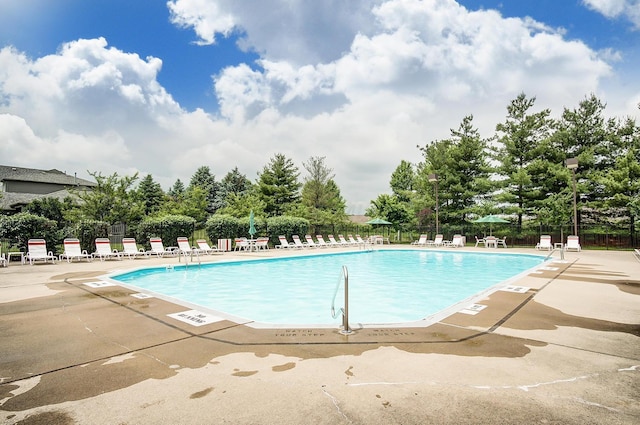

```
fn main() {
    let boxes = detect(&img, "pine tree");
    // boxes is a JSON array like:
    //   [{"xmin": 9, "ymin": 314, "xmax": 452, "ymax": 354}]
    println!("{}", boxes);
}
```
[{"xmin": 257, "ymin": 154, "xmax": 301, "ymax": 216}]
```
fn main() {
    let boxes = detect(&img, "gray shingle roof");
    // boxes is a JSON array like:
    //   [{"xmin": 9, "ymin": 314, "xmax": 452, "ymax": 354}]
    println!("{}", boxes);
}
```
[
  {"xmin": 0, "ymin": 165, "xmax": 96, "ymax": 187},
  {"xmin": 0, "ymin": 189, "xmax": 81, "ymax": 212}
]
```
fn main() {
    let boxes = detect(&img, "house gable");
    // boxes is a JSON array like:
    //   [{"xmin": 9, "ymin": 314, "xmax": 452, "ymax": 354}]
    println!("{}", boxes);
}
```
[{"xmin": 0, "ymin": 165, "xmax": 96, "ymax": 213}]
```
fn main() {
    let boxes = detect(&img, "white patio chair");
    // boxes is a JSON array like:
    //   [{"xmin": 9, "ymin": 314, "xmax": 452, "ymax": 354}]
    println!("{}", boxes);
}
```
[
  {"xmin": 305, "ymin": 235, "xmax": 320, "ymax": 248},
  {"xmin": 26, "ymin": 239, "xmax": 57, "ymax": 265},
  {"xmin": 93, "ymin": 238, "xmax": 122, "ymax": 261},
  {"xmin": 565, "ymin": 235, "xmax": 581, "ymax": 252},
  {"xmin": 276, "ymin": 236, "xmax": 294, "ymax": 249},
  {"xmin": 315, "ymin": 235, "xmax": 331, "ymax": 248},
  {"xmin": 177, "ymin": 237, "xmax": 203, "ymax": 257},
  {"xmin": 196, "ymin": 239, "xmax": 220, "ymax": 254},
  {"xmin": 412, "ymin": 235, "xmax": 428, "ymax": 246},
  {"xmin": 149, "ymin": 237, "xmax": 178, "ymax": 257},
  {"xmin": 122, "ymin": 238, "xmax": 148, "ymax": 259},
  {"xmin": 59, "ymin": 238, "xmax": 92, "ymax": 262},
  {"xmin": 535, "ymin": 235, "xmax": 552, "ymax": 251},
  {"xmin": 291, "ymin": 235, "xmax": 308, "ymax": 248}
]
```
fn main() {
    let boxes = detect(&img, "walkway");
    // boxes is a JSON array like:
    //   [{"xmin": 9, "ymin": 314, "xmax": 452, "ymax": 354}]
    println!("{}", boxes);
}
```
[{"xmin": 1, "ymin": 247, "xmax": 638, "ymax": 424}]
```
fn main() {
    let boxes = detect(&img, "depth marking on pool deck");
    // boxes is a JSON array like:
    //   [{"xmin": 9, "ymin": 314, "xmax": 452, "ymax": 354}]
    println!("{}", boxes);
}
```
[
  {"xmin": 168, "ymin": 310, "xmax": 224, "ymax": 326},
  {"xmin": 131, "ymin": 293, "xmax": 154, "ymax": 299},
  {"xmin": 459, "ymin": 304, "xmax": 488, "ymax": 315},
  {"xmin": 84, "ymin": 281, "xmax": 117, "ymax": 288},
  {"xmin": 500, "ymin": 285, "xmax": 530, "ymax": 293}
]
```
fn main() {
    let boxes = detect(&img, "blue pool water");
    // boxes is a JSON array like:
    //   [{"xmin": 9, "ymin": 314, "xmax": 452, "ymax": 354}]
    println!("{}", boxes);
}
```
[{"xmin": 109, "ymin": 250, "xmax": 545, "ymax": 326}]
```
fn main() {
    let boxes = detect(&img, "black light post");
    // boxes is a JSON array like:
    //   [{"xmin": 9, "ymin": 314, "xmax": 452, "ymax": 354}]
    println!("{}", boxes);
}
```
[
  {"xmin": 565, "ymin": 158, "xmax": 578, "ymax": 236},
  {"xmin": 428, "ymin": 174, "xmax": 439, "ymax": 234}
]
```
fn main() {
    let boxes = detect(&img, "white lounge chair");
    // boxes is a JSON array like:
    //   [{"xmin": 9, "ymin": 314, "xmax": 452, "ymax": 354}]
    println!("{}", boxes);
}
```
[
  {"xmin": 276, "ymin": 236, "xmax": 294, "ymax": 249},
  {"xmin": 446, "ymin": 234, "xmax": 464, "ymax": 247},
  {"xmin": 305, "ymin": 235, "xmax": 320, "ymax": 248},
  {"xmin": 474, "ymin": 236, "xmax": 486, "ymax": 247},
  {"xmin": 59, "ymin": 238, "xmax": 92, "ymax": 262},
  {"xmin": 427, "ymin": 234, "xmax": 444, "ymax": 247},
  {"xmin": 93, "ymin": 238, "xmax": 122, "ymax": 261},
  {"xmin": 291, "ymin": 235, "xmax": 307, "ymax": 249},
  {"xmin": 0, "ymin": 252, "xmax": 6, "ymax": 268},
  {"xmin": 26, "ymin": 239, "xmax": 57, "ymax": 264},
  {"xmin": 412, "ymin": 234, "xmax": 428, "ymax": 246},
  {"xmin": 149, "ymin": 237, "xmax": 177, "ymax": 257},
  {"xmin": 338, "ymin": 235, "xmax": 354, "ymax": 246},
  {"xmin": 327, "ymin": 235, "xmax": 343, "ymax": 246},
  {"xmin": 315, "ymin": 235, "xmax": 331, "ymax": 248},
  {"xmin": 122, "ymin": 238, "xmax": 148, "ymax": 259},
  {"xmin": 177, "ymin": 237, "xmax": 203, "ymax": 257},
  {"xmin": 535, "ymin": 235, "xmax": 552, "ymax": 251},
  {"xmin": 496, "ymin": 236, "xmax": 508, "ymax": 248},
  {"xmin": 565, "ymin": 235, "xmax": 581, "ymax": 252},
  {"xmin": 196, "ymin": 239, "xmax": 220, "ymax": 254},
  {"xmin": 348, "ymin": 235, "xmax": 361, "ymax": 246},
  {"xmin": 355, "ymin": 235, "xmax": 368, "ymax": 245}
]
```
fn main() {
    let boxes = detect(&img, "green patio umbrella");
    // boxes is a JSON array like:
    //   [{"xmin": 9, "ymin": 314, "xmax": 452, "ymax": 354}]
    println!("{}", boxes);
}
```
[
  {"xmin": 365, "ymin": 218, "xmax": 392, "ymax": 225},
  {"xmin": 472, "ymin": 215, "xmax": 509, "ymax": 236},
  {"xmin": 366, "ymin": 217, "xmax": 392, "ymax": 239},
  {"xmin": 249, "ymin": 210, "xmax": 256, "ymax": 238}
]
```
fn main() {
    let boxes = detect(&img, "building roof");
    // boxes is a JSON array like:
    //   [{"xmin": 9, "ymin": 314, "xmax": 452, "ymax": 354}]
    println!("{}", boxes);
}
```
[
  {"xmin": 348, "ymin": 215, "xmax": 372, "ymax": 224},
  {"xmin": 0, "ymin": 165, "xmax": 96, "ymax": 187},
  {"xmin": 0, "ymin": 189, "xmax": 77, "ymax": 211}
]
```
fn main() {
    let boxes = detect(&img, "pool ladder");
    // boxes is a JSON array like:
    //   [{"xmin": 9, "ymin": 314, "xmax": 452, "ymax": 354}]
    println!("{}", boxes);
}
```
[
  {"xmin": 331, "ymin": 265, "xmax": 352, "ymax": 334},
  {"xmin": 544, "ymin": 246, "xmax": 565, "ymax": 261},
  {"xmin": 178, "ymin": 249, "xmax": 201, "ymax": 267}
]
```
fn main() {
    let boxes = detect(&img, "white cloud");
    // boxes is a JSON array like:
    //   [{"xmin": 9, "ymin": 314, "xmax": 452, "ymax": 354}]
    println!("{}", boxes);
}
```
[
  {"xmin": 167, "ymin": 0, "xmax": 236, "ymax": 45},
  {"xmin": 1, "ymin": 0, "xmax": 639, "ymax": 215},
  {"xmin": 168, "ymin": 0, "xmax": 381, "ymax": 64},
  {"xmin": 0, "ymin": 114, "xmax": 130, "ymax": 167},
  {"xmin": 583, "ymin": 0, "xmax": 640, "ymax": 28}
]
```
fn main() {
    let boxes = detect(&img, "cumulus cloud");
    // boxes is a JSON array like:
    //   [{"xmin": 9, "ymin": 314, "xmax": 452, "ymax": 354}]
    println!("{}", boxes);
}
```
[
  {"xmin": 583, "ymin": 0, "xmax": 640, "ymax": 28},
  {"xmin": 1, "ymin": 0, "xmax": 638, "ymax": 214},
  {"xmin": 168, "ymin": 0, "xmax": 380, "ymax": 64},
  {"xmin": 210, "ymin": 0, "xmax": 612, "ymax": 124}
]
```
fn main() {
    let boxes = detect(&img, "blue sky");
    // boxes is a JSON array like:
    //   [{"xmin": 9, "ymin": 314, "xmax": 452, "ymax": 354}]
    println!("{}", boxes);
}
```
[{"xmin": 1, "ymin": 0, "xmax": 639, "ymax": 213}]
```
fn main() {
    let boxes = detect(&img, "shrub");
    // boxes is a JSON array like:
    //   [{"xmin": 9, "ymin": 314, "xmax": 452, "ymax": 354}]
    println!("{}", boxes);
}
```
[
  {"xmin": 205, "ymin": 214, "xmax": 240, "ymax": 240},
  {"xmin": 266, "ymin": 216, "xmax": 309, "ymax": 246},
  {"xmin": 62, "ymin": 220, "xmax": 110, "ymax": 253},
  {"xmin": 0, "ymin": 212, "xmax": 60, "ymax": 252},
  {"xmin": 137, "ymin": 214, "xmax": 196, "ymax": 248}
]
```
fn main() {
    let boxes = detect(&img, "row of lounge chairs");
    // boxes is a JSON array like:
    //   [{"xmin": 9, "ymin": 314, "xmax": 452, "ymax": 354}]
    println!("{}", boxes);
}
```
[
  {"xmin": 413, "ymin": 234, "xmax": 583, "ymax": 250},
  {"xmin": 276, "ymin": 234, "xmax": 368, "ymax": 249},
  {"xmin": 535, "ymin": 235, "xmax": 581, "ymax": 251},
  {"xmin": 233, "ymin": 237, "xmax": 270, "ymax": 251},
  {"xmin": 10, "ymin": 237, "xmax": 223, "ymax": 265},
  {"xmin": 411, "ymin": 234, "xmax": 467, "ymax": 247}
]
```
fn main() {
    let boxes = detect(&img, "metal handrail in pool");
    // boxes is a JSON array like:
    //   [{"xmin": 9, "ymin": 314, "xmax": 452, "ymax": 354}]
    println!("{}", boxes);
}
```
[{"xmin": 331, "ymin": 265, "xmax": 352, "ymax": 334}]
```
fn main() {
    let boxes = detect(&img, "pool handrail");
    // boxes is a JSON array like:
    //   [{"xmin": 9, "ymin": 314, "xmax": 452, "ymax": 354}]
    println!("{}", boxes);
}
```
[{"xmin": 331, "ymin": 265, "xmax": 352, "ymax": 334}]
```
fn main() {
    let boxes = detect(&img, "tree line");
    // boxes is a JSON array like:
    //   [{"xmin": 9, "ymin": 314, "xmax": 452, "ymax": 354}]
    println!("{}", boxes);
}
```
[
  {"xmin": 3, "ymin": 92, "xmax": 639, "ymax": 248},
  {"xmin": 368, "ymin": 93, "xmax": 640, "ymax": 242},
  {"xmin": 10, "ymin": 154, "xmax": 348, "ymax": 235}
]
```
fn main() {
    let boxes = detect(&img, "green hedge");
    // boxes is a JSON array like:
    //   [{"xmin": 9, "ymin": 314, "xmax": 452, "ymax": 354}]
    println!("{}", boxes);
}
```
[
  {"xmin": 205, "ymin": 214, "xmax": 309, "ymax": 247},
  {"xmin": 0, "ymin": 212, "xmax": 60, "ymax": 252},
  {"xmin": 137, "ymin": 214, "xmax": 196, "ymax": 248},
  {"xmin": 64, "ymin": 220, "xmax": 110, "ymax": 253},
  {"xmin": 205, "ymin": 214, "xmax": 242, "ymax": 240},
  {"xmin": 265, "ymin": 216, "xmax": 309, "ymax": 246}
]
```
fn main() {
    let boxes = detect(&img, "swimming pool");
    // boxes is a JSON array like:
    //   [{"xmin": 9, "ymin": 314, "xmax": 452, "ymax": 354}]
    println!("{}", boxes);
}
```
[{"xmin": 108, "ymin": 249, "xmax": 546, "ymax": 327}]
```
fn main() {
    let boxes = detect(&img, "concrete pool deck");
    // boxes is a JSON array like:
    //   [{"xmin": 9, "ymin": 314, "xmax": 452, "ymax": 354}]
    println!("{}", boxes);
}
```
[{"xmin": 0, "ymin": 246, "xmax": 638, "ymax": 424}]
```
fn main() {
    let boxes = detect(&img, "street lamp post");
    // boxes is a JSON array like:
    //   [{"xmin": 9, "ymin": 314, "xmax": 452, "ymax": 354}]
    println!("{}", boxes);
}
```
[
  {"xmin": 428, "ymin": 174, "xmax": 439, "ymax": 235},
  {"xmin": 565, "ymin": 158, "xmax": 578, "ymax": 236}
]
